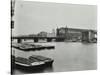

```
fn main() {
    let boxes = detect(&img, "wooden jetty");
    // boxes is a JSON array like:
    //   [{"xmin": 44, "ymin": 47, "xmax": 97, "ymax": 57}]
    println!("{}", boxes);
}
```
[{"xmin": 12, "ymin": 43, "xmax": 55, "ymax": 51}]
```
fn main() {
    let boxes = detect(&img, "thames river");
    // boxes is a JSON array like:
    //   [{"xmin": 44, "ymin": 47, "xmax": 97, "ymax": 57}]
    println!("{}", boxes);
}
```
[{"xmin": 12, "ymin": 42, "xmax": 97, "ymax": 74}]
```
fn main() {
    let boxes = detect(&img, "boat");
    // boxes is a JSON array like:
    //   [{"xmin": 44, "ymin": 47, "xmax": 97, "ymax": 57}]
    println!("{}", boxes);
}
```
[
  {"xmin": 12, "ymin": 55, "xmax": 54, "ymax": 69},
  {"xmin": 72, "ymin": 39, "xmax": 77, "ymax": 42},
  {"xmin": 29, "ymin": 55, "xmax": 54, "ymax": 66},
  {"xmin": 14, "ymin": 56, "xmax": 45, "ymax": 70},
  {"xmin": 45, "ymin": 46, "xmax": 55, "ymax": 49}
]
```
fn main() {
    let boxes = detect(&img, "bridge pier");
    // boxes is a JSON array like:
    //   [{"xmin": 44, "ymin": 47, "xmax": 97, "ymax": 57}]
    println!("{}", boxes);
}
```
[
  {"xmin": 34, "ymin": 38, "xmax": 38, "ymax": 42},
  {"xmin": 47, "ymin": 38, "xmax": 52, "ymax": 42},
  {"xmin": 17, "ymin": 39, "xmax": 22, "ymax": 43}
]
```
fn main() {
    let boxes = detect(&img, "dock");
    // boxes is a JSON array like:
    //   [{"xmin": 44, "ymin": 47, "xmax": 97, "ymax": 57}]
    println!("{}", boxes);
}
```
[{"xmin": 11, "ymin": 43, "xmax": 55, "ymax": 51}]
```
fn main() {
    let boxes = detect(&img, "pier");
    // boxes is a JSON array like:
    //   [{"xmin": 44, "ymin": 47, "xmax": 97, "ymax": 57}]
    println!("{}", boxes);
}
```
[{"xmin": 12, "ymin": 43, "xmax": 55, "ymax": 51}]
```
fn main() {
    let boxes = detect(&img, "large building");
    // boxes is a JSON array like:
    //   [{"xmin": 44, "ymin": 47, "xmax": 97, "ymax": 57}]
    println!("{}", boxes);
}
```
[
  {"xmin": 37, "ymin": 31, "xmax": 47, "ymax": 37},
  {"xmin": 37, "ymin": 29, "xmax": 56, "ymax": 37},
  {"xmin": 56, "ymin": 26, "xmax": 97, "ymax": 42}
]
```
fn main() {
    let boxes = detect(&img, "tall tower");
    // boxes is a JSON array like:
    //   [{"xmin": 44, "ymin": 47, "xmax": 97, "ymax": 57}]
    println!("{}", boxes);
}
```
[{"xmin": 56, "ymin": 27, "xmax": 59, "ymax": 37}]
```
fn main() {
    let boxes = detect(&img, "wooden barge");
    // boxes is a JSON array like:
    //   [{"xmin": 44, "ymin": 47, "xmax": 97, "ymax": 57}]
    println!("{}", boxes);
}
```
[{"xmin": 12, "ymin": 55, "xmax": 54, "ymax": 70}]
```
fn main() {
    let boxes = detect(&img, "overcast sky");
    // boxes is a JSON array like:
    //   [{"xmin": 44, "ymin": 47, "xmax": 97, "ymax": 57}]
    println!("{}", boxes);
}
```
[{"xmin": 12, "ymin": 1, "xmax": 97, "ymax": 36}]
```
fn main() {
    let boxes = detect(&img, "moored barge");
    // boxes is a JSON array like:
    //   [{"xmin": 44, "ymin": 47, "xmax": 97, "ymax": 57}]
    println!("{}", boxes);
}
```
[{"xmin": 12, "ymin": 55, "xmax": 54, "ymax": 70}]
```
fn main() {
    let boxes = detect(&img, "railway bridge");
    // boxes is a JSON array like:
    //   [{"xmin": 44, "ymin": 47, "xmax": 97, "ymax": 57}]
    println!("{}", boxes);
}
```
[{"xmin": 11, "ymin": 36, "xmax": 66, "ymax": 43}]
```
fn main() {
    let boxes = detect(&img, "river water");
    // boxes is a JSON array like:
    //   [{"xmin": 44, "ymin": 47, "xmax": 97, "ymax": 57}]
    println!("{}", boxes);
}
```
[{"xmin": 12, "ymin": 42, "xmax": 97, "ymax": 74}]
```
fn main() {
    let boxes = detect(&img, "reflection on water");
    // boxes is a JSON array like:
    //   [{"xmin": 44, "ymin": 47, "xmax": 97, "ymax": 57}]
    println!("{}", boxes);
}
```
[
  {"xmin": 12, "ymin": 65, "xmax": 53, "ymax": 74},
  {"xmin": 12, "ymin": 42, "xmax": 97, "ymax": 75}
]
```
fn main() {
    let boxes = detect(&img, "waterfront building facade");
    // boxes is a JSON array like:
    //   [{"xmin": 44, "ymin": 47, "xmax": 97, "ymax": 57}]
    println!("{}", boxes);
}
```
[
  {"xmin": 56, "ymin": 26, "xmax": 97, "ymax": 42},
  {"xmin": 56, "ymin": 27, "xmax": 82, "ymax": 41}
]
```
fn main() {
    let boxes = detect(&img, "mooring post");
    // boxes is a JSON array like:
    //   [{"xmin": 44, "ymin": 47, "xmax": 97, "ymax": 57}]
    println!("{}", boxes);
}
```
[{"xmin": 17, "ymin": 39, "xmax": 22, "ymax": 43}]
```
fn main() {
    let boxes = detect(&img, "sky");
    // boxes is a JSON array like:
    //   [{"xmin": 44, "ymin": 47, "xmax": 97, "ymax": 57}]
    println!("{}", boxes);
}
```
[{"xmin": 12, "ymin": 1, "xmax": 97, "ymax": 36}]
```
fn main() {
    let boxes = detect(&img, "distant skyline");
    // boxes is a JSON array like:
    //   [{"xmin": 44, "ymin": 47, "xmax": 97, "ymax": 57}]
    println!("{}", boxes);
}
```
[{"xmin": 12, "ymin": 1, "xmax": 97, "ymax": 36}]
